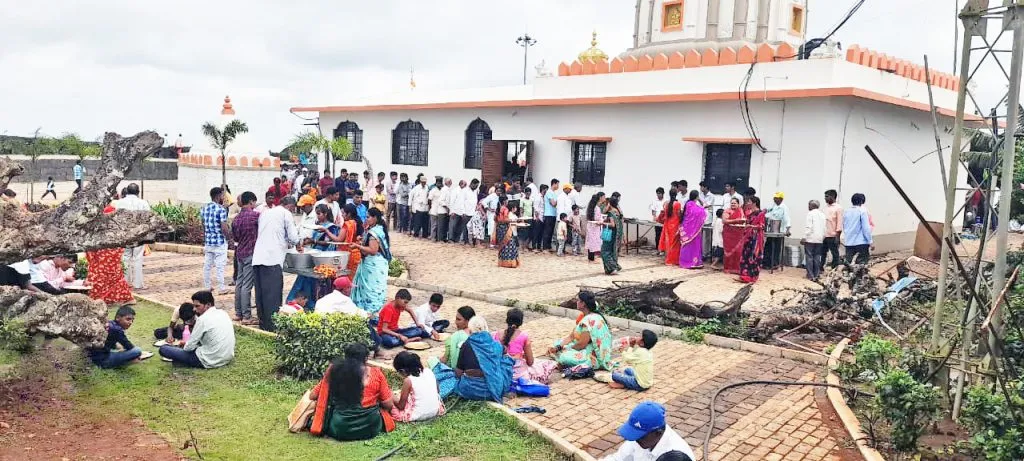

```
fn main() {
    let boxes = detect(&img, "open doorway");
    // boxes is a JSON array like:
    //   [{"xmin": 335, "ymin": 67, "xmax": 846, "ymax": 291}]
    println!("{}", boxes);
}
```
[{"xmin": 482, "ymin": 140, "xmax": 534, "ymax": 188}]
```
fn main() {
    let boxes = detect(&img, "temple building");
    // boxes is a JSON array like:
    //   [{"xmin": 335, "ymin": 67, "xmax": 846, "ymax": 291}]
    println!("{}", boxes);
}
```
[{"xmin": 289, "ymin": 0, "xmax": 973, "ymax": 252}]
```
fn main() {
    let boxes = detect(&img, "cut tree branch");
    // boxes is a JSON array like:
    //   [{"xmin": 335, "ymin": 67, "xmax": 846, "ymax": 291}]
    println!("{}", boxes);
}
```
[{"xmin": 0, "ymin": 131, "xmax": 166, "ymax": 265}]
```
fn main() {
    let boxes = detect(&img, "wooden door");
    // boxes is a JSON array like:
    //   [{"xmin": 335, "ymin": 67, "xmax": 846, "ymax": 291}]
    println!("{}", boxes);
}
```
[{"xmin": 481, "ymin": 140, "xmax": 504, "ymax": 186}]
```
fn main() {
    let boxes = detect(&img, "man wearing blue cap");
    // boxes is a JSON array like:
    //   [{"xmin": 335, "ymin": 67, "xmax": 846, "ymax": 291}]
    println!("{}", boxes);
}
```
[{"xmin": 601, "ymin": 401, "xmax": 695, "ymax": 461}]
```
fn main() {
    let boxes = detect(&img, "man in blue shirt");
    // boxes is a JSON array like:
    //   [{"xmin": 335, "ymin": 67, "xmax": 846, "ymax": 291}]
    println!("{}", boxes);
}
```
[
  {"xmin": 541, "ymin": 178, "xmax": 560, "ymax": 251},
  {"xmin": 200, "ymin": 187, "xmax": 230, "ymax": 293},
  {"xmin": 89, "ymin": 306, "xmax": 145, "ymax": 368},
  {"xmin": 345, "ymin": 173, "xmax": 361, "ymax": 205},
  {"xmin": 842, "ymin": 193, "xmax": 873, "ymax": 264},
  {"xmin": 353, "ymin": 189, "xmax": 368, "ymax": 222},
  {"xmin": 72, "ymin": 160, "xmax": 85, "ymax": 193}
]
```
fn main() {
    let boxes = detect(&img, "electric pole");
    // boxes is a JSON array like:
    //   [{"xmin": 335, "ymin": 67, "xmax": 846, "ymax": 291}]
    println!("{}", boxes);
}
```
[{"xmin": 516, "ymin": 33, "xmax": 537, "ymax": 85}]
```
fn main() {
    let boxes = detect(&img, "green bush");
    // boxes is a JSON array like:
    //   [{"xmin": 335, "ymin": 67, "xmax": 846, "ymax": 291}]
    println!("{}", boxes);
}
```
[
  {"xmin": 875, "ymin": 369, "xmax": 941, "ymax": 452},
  {"xmin": 273, "ymin": 312, "xmax": 373, "ymax": 380},
  {"xmin": 960, "ymin": 382, "xmax": 1024, "ymax": 461},
  {"xmin": 853, "ymin": 334, "xmax": 902, "ymax": 377},
  {"xmin": 388, "ymin": 258, "xmax": 406, "ymax": 278},
  {"xmin": 74, "ymin": 258, "xmax": 89, "ymax": 280},
  {"xmin": 0, "ymin": 318, "xmax": 31, "ymax": 352},
  {"xmin": 603, "ymin": 300, "xmax": 639, "ymax": 321}
]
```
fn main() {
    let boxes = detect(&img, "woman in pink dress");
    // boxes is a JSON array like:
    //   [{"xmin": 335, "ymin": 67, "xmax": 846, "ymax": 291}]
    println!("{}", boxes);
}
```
[
  {"xmin": 584, "ymin": 193, "xmax": 606, "ymax": 263},
  {"xmin": 493, "ymin": 308, "xmax": 557, "ymax": 384},
  {"xmin": 678, "ymin": 190, "xmax": 708, "ymax": 269}
]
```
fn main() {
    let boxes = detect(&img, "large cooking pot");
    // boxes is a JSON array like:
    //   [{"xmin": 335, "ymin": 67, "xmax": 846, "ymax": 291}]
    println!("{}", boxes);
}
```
[
  {"xmin": 766, "ymin": 219, "xmax": 782, "ymax": 234},
  {"xmin": 284, "ymin": 248, "xmax": 318, "ymax": 269},
  {"xmin": 313, "ymin": 251, "xmax": 350, "ymax": 270}
]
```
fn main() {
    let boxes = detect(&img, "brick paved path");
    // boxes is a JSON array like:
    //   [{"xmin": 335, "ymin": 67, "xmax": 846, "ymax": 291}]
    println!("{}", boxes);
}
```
[{"xmin": 137, "ymin": 244, "xmax": 858, "ymax": 461}]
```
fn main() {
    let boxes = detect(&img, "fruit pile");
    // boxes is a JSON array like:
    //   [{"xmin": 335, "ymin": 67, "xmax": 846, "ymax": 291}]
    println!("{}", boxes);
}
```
[{"xmin": 313, "ymin": 264, "xmax": 337, "ymax": 279}]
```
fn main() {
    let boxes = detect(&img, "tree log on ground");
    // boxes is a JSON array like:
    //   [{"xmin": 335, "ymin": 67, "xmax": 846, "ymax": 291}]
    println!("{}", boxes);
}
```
[
  {"xmin": 565, "ymin": 279, "xmax": 753, "ymax": 323},
  {"xmin": 0, "ymin": 131, "xmax": 165, "ymax": 347}
]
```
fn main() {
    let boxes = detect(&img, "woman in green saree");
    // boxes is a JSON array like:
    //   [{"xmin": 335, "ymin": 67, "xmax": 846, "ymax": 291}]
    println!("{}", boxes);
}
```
[
  {"xmin": 308, "ymin": 343, "xmax": 395, "ymax": 441},
  {"xmin": 601, "ymin": 195, "xmax": 624, "ymax": 275},
  {"xmin": 548, "ymin": 291, "xmax": 613, "ymax": 370}
]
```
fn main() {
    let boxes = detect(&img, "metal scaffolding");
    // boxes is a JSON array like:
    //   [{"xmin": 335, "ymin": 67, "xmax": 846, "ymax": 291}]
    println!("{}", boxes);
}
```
[{"xmin": 931, "ymin": 0, "xmax": 1024, "ymax": 419}]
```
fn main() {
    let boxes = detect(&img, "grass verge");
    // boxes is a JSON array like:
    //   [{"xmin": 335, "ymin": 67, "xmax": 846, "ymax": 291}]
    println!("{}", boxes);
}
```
[{"xmin": 70, "ymin": 300, "xmax": 563, "ymax": 460}]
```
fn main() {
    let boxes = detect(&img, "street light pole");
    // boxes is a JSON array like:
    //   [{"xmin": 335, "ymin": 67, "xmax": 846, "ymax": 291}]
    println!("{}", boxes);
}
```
[{"xmin": 516, "ymin": 33, "xmax": 537, "ymax": 85}]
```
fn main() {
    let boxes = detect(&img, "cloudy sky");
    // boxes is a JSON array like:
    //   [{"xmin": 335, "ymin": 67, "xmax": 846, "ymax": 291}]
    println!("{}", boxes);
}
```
[{"xmin": 0, "ymin": 0, "xmax": 1011, "ymax": 151}]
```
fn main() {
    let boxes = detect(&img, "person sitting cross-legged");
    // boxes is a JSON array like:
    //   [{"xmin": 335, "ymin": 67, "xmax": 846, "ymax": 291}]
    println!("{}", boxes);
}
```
[
  {"xmin": 406, "ymin": 293, "xmax": 450, "ymax": 341},
  {"xmin": 158, "ymin": 291, "xmax": 235, "ymax": 369},
  {"xmin": 375, "ymin": 289, "xmax": 428, "ymax": 348},
  {"xmin": 88, "ymin": 305, "xmax": 146, "ymax": 369},
  {"xmin": 600, "ymin": 401, "xmax": 696, "ymax": 461}
]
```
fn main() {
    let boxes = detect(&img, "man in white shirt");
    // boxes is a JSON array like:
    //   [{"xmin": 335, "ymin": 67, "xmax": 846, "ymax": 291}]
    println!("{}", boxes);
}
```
[
  {"xmin": 405, "ymin": 293, "xmax": 449, "ymax": 341},
  {"xmin": 447, "ymin": 180, "xmax": 468, "ymax": 244},
  {"xmin": 698, "ymin": 181, "xmax": 718, "ymax": 225},
  {"xmin": 115, "ymin": 183, "xmax": 151, "ymax": 290},
  {"xmin": 459, "ymin": 180, "xmax": 480, "ymax": 245},
  {"xmin": 158, "ymin": 291, "xmax": 235, "ymax": 369},
  {"xmin": 437, "ymin": 178, "xmax": 452, "ymax": 242},
  {"xmin": 723, "ymin": 182, "xmax": 743, "ymax": 206},
  {"xmin": 802, "ymin": 199, "xmax": 827, "ymax": 280},
  {"xmin": 481, "ymin": 188, "xmax": 500, "ymax": 246},
  {"xmin": 409, "ymin": 175, "xmax": 430, "ymax": 238},
  {"xmin": 525, "ymin": 176, "xmax": 539, "ymax": 198},
  {"xmin": 251, "ymin": 196, "xmax": 302, "ymax": 332},
  {"xmin": 649, "ymin": 187, "xmax": 667, "ymax": 254},
  {"xmin": 764, "ymin": 191, "xmax": 792, "ymax": 270},
  {"xmin": 314, "ymin": 186, "xmax": 343, "ymax": 226},
  {"xmin": 428, "ymin": 176, "xmax": 444, "ymax": 242},
  {"xmin": 314, "ymin": 277, "xmax": 367, "ymax": 317},
  {"xmin": 601, "ymin": 401, "xmax": 695, "ymax": 461},
  {"xmin": 568, "ymin": 182, "xmax": 583, "ymax": 209}
]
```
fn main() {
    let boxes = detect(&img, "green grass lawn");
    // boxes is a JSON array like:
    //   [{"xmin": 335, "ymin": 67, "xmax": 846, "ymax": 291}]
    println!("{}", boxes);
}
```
[{"xmin": 72, "ymin": 301, "xmax": 563, "ymax": 461}]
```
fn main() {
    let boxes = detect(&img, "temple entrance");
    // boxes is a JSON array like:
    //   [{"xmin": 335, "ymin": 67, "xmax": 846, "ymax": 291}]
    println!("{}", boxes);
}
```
[{"xmin": 481, "ymin": 140, "xmax": 533, "ymax": 188}]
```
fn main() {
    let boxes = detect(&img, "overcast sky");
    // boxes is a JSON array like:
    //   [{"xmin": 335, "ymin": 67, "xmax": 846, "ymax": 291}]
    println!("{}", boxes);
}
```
[{"xmin": 0, "ymin": 0, "xmax": 1012, "ymax": 151}]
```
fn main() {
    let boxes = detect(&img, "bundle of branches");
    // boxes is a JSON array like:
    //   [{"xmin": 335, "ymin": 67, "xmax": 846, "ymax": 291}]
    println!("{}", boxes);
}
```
[
  {"xmin": 563, "ymin": 279, "xmax": 753, "ymax": 327},
  {"xmin": 749, "ymin": 263, "xmax": 934, "ymax": 342},
  {"xmin": 0, "ymin": 131, "xmax": 166, "ymax": 347}
]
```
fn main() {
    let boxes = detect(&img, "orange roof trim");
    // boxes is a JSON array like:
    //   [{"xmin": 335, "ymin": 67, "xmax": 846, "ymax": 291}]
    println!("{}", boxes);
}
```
[
  {"xmin": 550, "ymin": 43, "xmax": 959, "ymax": 92},
  {"xmin": 682, "ymin": 137, "xmax": 759, "ymax": 144},
  {"xmin": 553, "ymin": 136, "xmax": 613, "ymax": 142}
]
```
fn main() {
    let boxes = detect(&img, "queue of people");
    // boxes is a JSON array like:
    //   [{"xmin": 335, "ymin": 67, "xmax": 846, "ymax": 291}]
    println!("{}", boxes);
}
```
[{"xmin": 653, "ymin": 181, "xmax": 875, "ymax": 283}]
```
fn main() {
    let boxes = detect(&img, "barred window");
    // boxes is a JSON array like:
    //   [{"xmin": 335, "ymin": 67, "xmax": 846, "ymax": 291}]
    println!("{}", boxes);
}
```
[
  {"xmin": 464, "ymin": 118, "xmax": 492, "ymax": 169},
  {"xmin": 333, "ymin": 121, "xmax": 362, "ymax": 161},
  {"xmin": 571, "ymin": 142, "xmax": 607, "ymax": 186},
  {"xmin": 391, "ymin": 120, "xmax": 429, "ymax": 166}
]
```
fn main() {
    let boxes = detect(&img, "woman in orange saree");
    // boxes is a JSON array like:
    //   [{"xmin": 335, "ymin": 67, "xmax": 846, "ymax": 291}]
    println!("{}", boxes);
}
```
[
  {"xmin": 658, "ymin": 191, "xmax": 682, "ymax": 266},
  {"xmin": 341, "ymin": 204, "xmax": 363, "ymax": 277},
  {"xmin": 721, "ymin": 197, "xmax": 746, "ymax": 274}
]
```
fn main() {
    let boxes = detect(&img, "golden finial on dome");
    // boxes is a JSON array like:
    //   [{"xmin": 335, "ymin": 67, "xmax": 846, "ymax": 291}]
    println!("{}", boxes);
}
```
[{"xmin": 577, "ymin": 30, "xmax": 608, "ymax": 63}]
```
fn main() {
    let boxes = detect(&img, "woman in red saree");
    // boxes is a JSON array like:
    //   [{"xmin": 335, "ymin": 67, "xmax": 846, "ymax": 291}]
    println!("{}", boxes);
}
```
[
  {"xmin": 738, "ymin": 196, "xmax": 767, "ymax": 283},
  {"xmin": 721, "ymin": 197, "xmax": 746, "ymax": 274},
  {"xmin": 658, "ymin": 191, "xmax": 682, "ymax": 265},
  {"xmin": 267, "ymin": 177, "xmax": 290, "ymax": 206},
  {"xmin": 87, "ymin": 205, "xmax": 134, "ymax": 304}
]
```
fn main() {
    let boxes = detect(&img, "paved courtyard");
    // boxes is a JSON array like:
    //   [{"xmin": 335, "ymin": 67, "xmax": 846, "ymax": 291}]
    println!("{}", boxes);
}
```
[{"xmin": 137, "ymin": 237, "xmax": 860, "ymax": 460}]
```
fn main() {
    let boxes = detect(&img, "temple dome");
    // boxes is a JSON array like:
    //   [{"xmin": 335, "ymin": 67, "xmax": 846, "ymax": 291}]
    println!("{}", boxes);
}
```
[{"xmin": 578, "ymin": 31, "xmax": 608, "ymax": 62}]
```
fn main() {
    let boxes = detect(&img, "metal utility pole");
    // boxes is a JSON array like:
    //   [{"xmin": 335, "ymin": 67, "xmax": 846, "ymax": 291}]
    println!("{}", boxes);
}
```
[
  {"xmin": 931, "ymin": 4, "xmax": 978, "ymax": 379},
  {"xmin": 516, "ymin": 33, "xmax": 537, "ymax": 85},
  {"xmin": 987, "ymin": 2, "xmax": 1024, "ymax": 360}
]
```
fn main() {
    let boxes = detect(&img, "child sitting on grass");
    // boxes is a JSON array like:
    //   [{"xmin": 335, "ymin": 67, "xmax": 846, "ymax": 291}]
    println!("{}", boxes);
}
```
[
  {"xmin": 155, "ymin": 302, "xmax": 196, "ymax": 343},
  {"xmin": 609, "ymin": 329, "xmax": 657, "ymax": 391},
  {"xmin": 390, "ymin": 351, "xmax": 445, "ymax": 422},
  {"xmin": 90, "ymin": 305, "xmax": 149, "ymax": 368}
]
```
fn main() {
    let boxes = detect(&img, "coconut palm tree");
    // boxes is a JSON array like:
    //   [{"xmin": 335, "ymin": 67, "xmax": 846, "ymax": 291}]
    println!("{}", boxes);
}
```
[
  {"xmin": 201, "ymin": 120, "xmax": 249, "ymax": 187},
  {"xmin": 289, "ymin": 130, "xmax": 353, "ymax": 177}
]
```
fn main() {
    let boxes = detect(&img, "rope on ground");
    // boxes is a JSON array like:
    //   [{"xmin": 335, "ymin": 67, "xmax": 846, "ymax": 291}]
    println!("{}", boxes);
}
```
[{"xmin": 701, "ymin": 380, "xmax": 865, "ymax": 461}]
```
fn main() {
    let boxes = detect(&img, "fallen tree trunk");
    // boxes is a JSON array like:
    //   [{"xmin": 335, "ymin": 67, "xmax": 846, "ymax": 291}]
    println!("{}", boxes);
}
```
[
  {"xmin": 1, "ymin": 131, "xmax": 165, "ymax": 348},
  {"xmin": 566, "ymin": 279, "xmax": 753, "ymax": 321}
]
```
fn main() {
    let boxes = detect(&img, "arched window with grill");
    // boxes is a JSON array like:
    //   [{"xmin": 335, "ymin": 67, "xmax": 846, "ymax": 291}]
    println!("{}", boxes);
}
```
[
  {"xmin": 333, "ymin": 121, "xmax": 362, "ymax": 162},
  {"xmin": 463, "ymin": 118, "xmax": 492, "ymax": 169},
  {"xmin": 391, "ymin": 120, "xmax": 429, "ymax": 166}
]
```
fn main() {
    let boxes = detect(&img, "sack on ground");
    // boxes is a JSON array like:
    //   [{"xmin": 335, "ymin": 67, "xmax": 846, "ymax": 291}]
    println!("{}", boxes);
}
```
[
  {"xmin": 287, "ymin": 390, "xmax": 317, "ymax": 433},
  {"xmin": 511, "ymin": 377, "xmax": 550, "ymax": 397}
]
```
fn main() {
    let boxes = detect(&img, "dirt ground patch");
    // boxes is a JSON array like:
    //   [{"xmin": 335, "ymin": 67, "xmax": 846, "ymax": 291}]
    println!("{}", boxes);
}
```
[{"xmin": 0, "ymin": 346, "xmax": 182, "ymax": 461}]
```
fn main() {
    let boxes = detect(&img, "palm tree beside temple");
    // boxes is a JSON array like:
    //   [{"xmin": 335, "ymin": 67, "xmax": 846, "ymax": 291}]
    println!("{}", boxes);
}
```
[
  {"xmin": 201, "ymin": 119, "xmax": 249, "ymax": 187},
  {"xmin": 290, "ymin": 131, "xmax": 352, "ymax": 177}
]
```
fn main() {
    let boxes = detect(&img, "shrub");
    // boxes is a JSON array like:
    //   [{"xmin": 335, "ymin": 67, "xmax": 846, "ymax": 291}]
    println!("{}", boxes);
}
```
[
  {"xmin": 960, "ymin": 382, "xmax": 1024, "ymax": 461},
  {"xmin": 388, "ymin": 258, "xmax": 406, "ymax": 278},
  {"xmin": 74, "ymin": 258, "xmax": 89, "ymax": 280},
  {"xmin": 273, "ymin": 313, "xmax": 374, "ymax": 380},
  {"xmin": 0, "ymin": 318, "xmax": 31, "ymax": 352},
  {"xmin": 875, "ymin": 369, "xmax": 941, "ymax": 453},
  {"xmin": 853, "ymin": 334, "xmax": 902, "ymax": 377},
  {"xmin": 603, "ymin": 300, "xmax": 639, "ymax": 320}
]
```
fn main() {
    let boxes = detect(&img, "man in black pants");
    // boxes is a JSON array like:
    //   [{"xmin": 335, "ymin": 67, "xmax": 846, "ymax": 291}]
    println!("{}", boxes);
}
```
[
  {"xmin": 252, "ymin": 196, "xmax": 302, "ymax": 332},
  {"xmin": 821, "ymin": 189, "xmax": 843, "ymax": 269},
  {"xmin": 531, "ymin": 184, "xmax": 549, "ymax": 250},
  {"xmin": 540, "ymin": 179, "xmax": 559, "ymax": 251}
]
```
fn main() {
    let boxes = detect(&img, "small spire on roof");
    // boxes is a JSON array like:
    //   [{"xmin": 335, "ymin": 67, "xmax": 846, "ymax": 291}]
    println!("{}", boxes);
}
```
[
  {"xmin": 221, "ymin": 95, "xmax": 235, "ymax": 115},
  {"xmin": 410, "ymin": 68, "xmax": 416, "ymax": 90}
]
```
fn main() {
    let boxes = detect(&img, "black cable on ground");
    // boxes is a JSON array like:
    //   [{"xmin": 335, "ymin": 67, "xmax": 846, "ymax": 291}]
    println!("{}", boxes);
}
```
[
  {"xmin": 701, "ymin": 380, "xmax": 863, "ymax": 461},
  {"xmin": 375, "ymin": 396, "xmax": 465, "ymax": 461}
]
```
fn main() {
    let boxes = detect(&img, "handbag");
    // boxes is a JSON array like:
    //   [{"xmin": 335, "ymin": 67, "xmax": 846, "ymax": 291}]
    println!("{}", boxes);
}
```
[
  {"xmin": 601, "ymin": 226, "xmax": 614, "ymax": 242},
  {"xmin": 287, "ymin": 390, "xmax": 317, "ymax": 433},
  {"xmin": 511, "ymin": 377, "xmax": 550, "ymax": 397}
]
